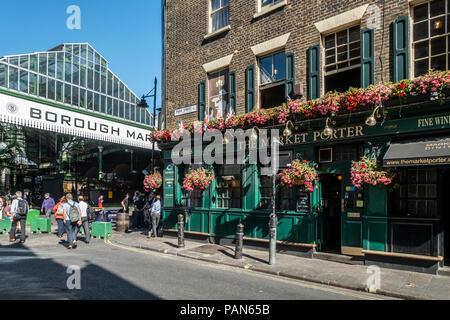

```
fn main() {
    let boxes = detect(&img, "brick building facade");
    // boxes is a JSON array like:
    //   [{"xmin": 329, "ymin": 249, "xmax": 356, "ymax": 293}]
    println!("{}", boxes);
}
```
[{"xmin": 161, "ymin": 0, "xmax": 425, "ymax": 129}]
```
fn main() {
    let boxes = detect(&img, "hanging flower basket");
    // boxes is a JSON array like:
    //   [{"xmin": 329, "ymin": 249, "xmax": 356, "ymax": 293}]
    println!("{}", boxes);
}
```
[
  {"xmin": 143, "ymin": 172, "xmax": 162, "ymax": 192},
  {"xmin": 350, "ymin": 157, "xmax": 395, "ymax": 189},
  {"xmin": 278, "ymin": 160, "xmax": 318, "ymax": 192},
  {"xmin": 183, "ymin": 167, "xmax": 215, "ymax": 192}
]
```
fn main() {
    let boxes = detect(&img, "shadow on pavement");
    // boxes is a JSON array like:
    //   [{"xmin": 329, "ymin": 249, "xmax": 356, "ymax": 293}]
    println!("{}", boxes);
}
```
[{"xmin": 0, "ymin": 241, "xmax": 161, "ymax": 300}]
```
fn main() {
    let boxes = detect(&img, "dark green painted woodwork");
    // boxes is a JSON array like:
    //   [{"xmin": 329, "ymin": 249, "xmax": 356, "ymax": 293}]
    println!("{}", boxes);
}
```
[
  {"xmin": 198, "ymin": 81, "xmax": 206, "ymax": 121},
  {"xmin": 361, "ymin": 28, "xmax": 375, "ymax": 88},
  {"xmin": 245, "ymin": 65, "xmax": 255, "ymax": 113},
  {"xmin": 393, "ymin": 15, "xmax": 410, "ymax": 82},
  {"xmin": 307, "ymin": 45, "xmax": 321, "ymax": 100},
  {"xmin": 163, "ymin": 164, "xmax": 176, "ymax": 207},
  {"xmin": 363, "ymin": 185, "xmax": 388, "ymax": 252},
  {"xmin": 229, "ymin": 71, "xmax": 237, "ymax": 113},
  {"xmin": 285, "ymin": 53, "xmax": 295, "ymax": 98}
]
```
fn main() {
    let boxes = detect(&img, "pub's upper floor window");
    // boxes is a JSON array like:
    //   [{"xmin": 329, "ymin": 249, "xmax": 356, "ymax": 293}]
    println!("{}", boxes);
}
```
[
  {"xmin": 261, "ymin": 0, "xmax": 284, "ymax": 8},
  {"xmin": 413, "ymin": 0, "xmax": 449, "ymax": 77},
  {"xmin": 324, "ymin": 25, "xmax": 361, "ymax": 93},
  {"xmin": 259, "ymin": 51, "xmax": 286, "ymax": 109},
  {"xmin": 210, "ymin": 0, "xmax": 230, "ymax": 33}
]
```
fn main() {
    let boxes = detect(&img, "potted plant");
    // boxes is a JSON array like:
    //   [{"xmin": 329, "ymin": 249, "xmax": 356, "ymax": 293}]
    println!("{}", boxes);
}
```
[
  {"xmin": 143, "ymin": 172, "xmax": 163, "ymax": 193},
  {"xmin": 350, "ymin": 156, "xmax": 395, "ymax": 189},
  {"xmin": 278, "ymin": 160, "xmax": 318, "ymax": 192},
  {"xmin": 182, "ymin": 167, "xmax": 215, "ymax": 192}
]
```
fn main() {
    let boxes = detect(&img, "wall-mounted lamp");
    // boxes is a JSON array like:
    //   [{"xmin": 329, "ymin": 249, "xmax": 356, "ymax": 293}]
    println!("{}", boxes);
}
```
[
  {"xmin": 434, "ymin": 20, "xmax": 443, "ymax": 30},
  {"xmin": 283, "ymin": 120, "xmax": 299, "ymax": 137},
  {"xmin": 365, "ymin": 105, "xmax": 382, "ymax": 127},
  {"xmin": 251, "ymin": 126, "xmax": 260, "ymax": 141},
  {"xmin": 323, "ymin": 117, "xmax": 336, "ymax": 137}
]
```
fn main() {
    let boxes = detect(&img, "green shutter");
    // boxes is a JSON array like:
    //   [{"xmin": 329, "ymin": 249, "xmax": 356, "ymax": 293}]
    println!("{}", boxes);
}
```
[
  {"xmin": 361, "ymin": 28, "xmax": 375, "ymax": 88},
  {"xmin": 307, "ymin": 45, "xmax": 320, "ymax": 100},
  {"xmin": 285, "ymin": 53, "xmax": 295, "ymax": 98},
  {"xmin": 245, "ymin": 65, "xmax": 255, "ymax": 113},
  {"xmin": 198, "ymin": 81, "xmax": 206, "ymax": 121},
  {"xmin": 229, "ymin": 71, "xmax": 237, "ymax": 113},
  {"xmin": 393, "ymin": 15, "xmax": 410, "ymax": 82}
]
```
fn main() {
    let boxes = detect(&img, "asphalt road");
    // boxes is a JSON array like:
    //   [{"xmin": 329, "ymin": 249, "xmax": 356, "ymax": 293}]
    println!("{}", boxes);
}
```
[{"xmin": 0, "ymin": 235, "xmax": 394, "ymax": 300}]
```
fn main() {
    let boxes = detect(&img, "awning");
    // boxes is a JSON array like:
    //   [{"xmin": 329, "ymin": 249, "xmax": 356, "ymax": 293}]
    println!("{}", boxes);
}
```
[{"xmin": 383, "ymin": 137, "xmax": 450, "ymax": 167}]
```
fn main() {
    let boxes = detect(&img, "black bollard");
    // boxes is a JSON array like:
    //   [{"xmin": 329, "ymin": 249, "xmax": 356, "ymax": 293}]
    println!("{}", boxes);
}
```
[
  {"xmin": 178, "ymin": 212, "xmax": 185, "ymax": 248},
  {"xmin": 235, "ymin": 223, "xmax": 244, "ymax": 260}
]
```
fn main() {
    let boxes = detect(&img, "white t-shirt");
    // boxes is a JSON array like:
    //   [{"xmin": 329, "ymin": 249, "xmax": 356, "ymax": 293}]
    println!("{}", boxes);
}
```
[{"xmin": 78, "ymin": 201, "xmax": 88, "ymax": 218}]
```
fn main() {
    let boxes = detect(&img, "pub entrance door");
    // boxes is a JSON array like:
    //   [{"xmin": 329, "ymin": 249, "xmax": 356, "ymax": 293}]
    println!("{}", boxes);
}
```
[{"xmin": 321, "ymin": 174, "xmax": 342, "ymax": 253}]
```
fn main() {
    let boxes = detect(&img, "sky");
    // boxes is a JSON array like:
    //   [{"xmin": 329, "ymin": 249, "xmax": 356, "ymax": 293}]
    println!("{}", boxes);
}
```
[{"xmin": 0, "ymin": 0, "xmax": 162, "ymax": 108}]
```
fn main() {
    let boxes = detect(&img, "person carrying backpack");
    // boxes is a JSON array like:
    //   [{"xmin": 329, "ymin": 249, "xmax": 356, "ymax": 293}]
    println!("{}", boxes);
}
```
[
  {"xmin": 9, "ymin": 191, "xmax": 29, "ymax": 244},
  {"xmin": 62, "ymin": 193, "xmax": 81, "ymax": 249},
  {"xmin": 53, "ymin": 196, "xmax": 66, "ymax": 239}
]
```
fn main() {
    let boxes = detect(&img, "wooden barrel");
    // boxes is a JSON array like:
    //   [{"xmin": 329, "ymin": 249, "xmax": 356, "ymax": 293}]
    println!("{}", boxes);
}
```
[{"xmin": 116, "ymin": 212, "xmax": 129, "ymax": 232}]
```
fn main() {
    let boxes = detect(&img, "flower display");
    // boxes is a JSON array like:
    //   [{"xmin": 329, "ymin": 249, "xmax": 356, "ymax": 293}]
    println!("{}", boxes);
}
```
[
  {"xmin": 150, "ymin": 70, "xmax": 450, "ymax": 143},
  {"xmin": 278, "ymin": 160, "xmax": 318, "ymax": 192},
  {"xmin": 183, "ymin": 167, "xmax": 215, "ymax": 192},
  {"xmin": 143, "ymin": 172, "xmax": 163, "ymax": 192},
  {"xmin": 350, "ymin": 157, "xmax": 395, "ymax": 189}
]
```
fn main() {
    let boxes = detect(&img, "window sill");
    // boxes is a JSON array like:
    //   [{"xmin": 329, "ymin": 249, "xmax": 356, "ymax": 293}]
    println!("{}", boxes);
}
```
[
  {"xmin": 204, "ymin": 25, "xmax": 231, "ymax": 40},
  {"xmin": 253, "ymin": 0, "xmax": 287, "ymax": 19}
]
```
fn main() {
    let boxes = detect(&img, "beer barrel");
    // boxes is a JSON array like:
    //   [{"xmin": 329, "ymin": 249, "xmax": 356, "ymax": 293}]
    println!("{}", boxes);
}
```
[{"xmin": 116, "ymin": 212, "xmax": 129, "ymax": 232}]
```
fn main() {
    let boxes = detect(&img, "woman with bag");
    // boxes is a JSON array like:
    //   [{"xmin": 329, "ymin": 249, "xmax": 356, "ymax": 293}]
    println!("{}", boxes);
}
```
[
  {"xmin": 1, "ymin": 197, "xmax": 11, "ymax": 220},
  {"xmin": 53, "ymin": 196, "xmax": 66, "ymax": 239}
]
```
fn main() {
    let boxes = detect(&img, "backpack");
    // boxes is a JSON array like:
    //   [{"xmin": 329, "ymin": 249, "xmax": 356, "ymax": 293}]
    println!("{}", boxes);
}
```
[
  {"xmin": 68, "ymin": 203, "xmax": 79, "ymax": 223},
  {"xmin": 87, "ymin": 204, "xmax": 96, "ymax": 221},
  {"xmin": 17, "ymin": 199, "xmax": 28, "ymax": 216}
]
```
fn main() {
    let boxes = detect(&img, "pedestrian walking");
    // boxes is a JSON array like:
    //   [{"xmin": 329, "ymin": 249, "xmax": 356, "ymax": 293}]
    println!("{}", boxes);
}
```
[
  {"xmin": 53, "ymin": 196, "xmax": 66, "ymax": 239},
  {"xmin": 77, "ymin": 195, "xmax": 91, "ymax": 244},
  {"xmin": 62, "ymin": 193, "xmax": 82, "ymax": 249},
  {"xmin": 1, "ymin": 197, "xmax": 11, "ymax": 220},
  {"xmin": 148, "ymin": 194, "xmax": 162, "ymax": 238},
  {"xmin": 121, "ymin": 193, "xmax": 130, "ymax": 214},
  {"xmin": 41, "ymin": 193, "xmax": 55, "ymax": 220},
  {"xmin": 134, "ymin": 194, "xmax": 145, "ymax": 230},
  {"xmin": 8, "ymin": 191, "xmax": 29, "ymax": 244}
]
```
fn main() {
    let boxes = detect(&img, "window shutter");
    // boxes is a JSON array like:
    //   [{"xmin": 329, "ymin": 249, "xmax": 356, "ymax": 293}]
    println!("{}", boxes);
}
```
[
  {"xmin": 245, "ymin": 65, "xmax": 255, "ymax": 113},
  {"xmin": 198, "ymin": 80, "xmax": 206, "ymax": 121},
  {"xmin": 285, "ymin": 53, "xmax": 295, "ymax": 98},
  {"xmin": 229, "ymin": 71, "xmax": 237, "ymax": 113},
  {"xmin": 307, "ymin": 45, "xmax": 320, "ymax": 100},
  {"xmin": 393, "ymin": 15, "xmax": 410, "ymax": 82},
  {"xmin": 360, "ymin": 28, "xmax": 375, "ymax": 88}
]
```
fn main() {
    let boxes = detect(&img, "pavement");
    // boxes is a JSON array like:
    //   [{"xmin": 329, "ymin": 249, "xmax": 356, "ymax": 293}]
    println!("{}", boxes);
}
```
[{"xmin": 109, "ymin": 229, "xmax": 450, "ymax": 300}]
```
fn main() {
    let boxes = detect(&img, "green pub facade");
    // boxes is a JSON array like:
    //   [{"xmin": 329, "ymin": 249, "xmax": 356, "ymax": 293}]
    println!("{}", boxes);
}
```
[{"xmin": 161, "ymin": 0, "xmax": 450, "ymax": 274}]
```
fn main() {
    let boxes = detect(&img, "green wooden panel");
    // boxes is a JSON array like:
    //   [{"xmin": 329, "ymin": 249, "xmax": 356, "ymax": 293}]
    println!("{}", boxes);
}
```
[
  {"xmin": 229, "ymin": 71, "xmax": 237, "ymax": 113},
  {"xmin": 210, "ymin": 211, "xmax": 242, "ymax": 238},
  {"xmin": 361, "ymin": 28, "xmax": 374, "ymax": 88},
  {"xmin": 364, "ymin": 217, "xmax": 387, "ymax": 251},
  {"xmin": 365, "ymin": 185, "xmax": 388, "ymax": 217},
  {"xmin": 307, "ymin": 44, "xmax": 320, "ymax": 99},
  {"xmin": 162, "ymin": 207, "xmax": 180, "ymax": 230},
  {"xmin": 245, "ymin": 65, "xmax": 255, "ymax": 112},
  {"xmin": 163, "ymin": 164, "xmax": 176, "ymax": 208},
  {"xmin": 242, "ymin": 163, "xmax": 258, "ymax": 210},
  {"xmin": 185, "ymin": 210, "xmax": 209, "ymax": 234},
  {"xmin": 393, "ymin": 15, "xmax": 410, "ymax": 82},
  {"xmin": 285, "ymin": 53, "xmax": 295, "ymax": 98},
  {"xmin": 342, "ymin": 218, "xmax": 363, "ymax": 248},
  {"xmin": 198, "ymin": 81, "xmax": 206, "ymax": 121}
]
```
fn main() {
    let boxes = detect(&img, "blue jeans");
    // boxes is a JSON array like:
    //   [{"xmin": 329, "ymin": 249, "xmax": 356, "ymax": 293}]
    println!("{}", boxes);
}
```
[
  {"xmin": 65, "ymin": 220, "xmax": 78, "ymax": 244},
  {"xmin": 57, "ymin": 219, "xmax": 65, "ymax": 237},
  {"xmin": 135, "ymin": 211, "xmax": 144, "ymax": 228}
]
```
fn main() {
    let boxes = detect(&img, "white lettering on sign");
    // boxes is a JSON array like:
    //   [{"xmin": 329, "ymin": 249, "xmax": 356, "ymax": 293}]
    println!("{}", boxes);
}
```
[
  {"xmin": 418, "ymin": 115, "xmax": 450, "ymax": 128},
  {"xmin": 175, "ymin": 105, "xmax": 197, "ymax": 117}
]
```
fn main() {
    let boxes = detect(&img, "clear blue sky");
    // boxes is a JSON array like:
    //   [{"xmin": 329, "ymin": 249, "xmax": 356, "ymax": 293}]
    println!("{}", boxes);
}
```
[{"xmin": 0, "ymin": 0, "xmax": 162, "ymax": 108}]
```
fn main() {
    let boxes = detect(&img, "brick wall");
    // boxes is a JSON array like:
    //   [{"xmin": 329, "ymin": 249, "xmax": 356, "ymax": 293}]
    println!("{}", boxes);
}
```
[{"xmin": 164, "ymin": 0, "xmax": 410, "ymax": 130}]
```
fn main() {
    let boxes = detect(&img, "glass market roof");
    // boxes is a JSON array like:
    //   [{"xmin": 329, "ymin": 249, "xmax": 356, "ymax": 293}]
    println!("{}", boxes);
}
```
[{"xmin": 0, "ymin": 43, "xmax": 153, "ymax": 127}]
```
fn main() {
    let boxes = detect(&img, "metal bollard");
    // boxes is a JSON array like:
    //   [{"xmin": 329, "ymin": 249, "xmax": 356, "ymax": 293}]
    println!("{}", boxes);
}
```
[
  {"xmin": 269, "ymin": 212, "xmax": 278, "ymax": 265},
  {"xmin": 235, "ymin": 223, "xmax": 244, "ymax": 260},
  {"xmin": 178, "ymin": 212, "xmax": 185, "ymax": 248}
]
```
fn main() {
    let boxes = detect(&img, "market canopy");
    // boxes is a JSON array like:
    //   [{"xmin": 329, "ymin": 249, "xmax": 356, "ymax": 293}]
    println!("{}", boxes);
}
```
[{"xmin": 383, "ymin": 137, "xmax": 450, "ymax": 167}]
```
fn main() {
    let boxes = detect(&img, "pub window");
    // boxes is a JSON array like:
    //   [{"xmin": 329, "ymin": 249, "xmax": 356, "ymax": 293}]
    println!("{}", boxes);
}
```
[
  {"xmin": 208, "ymin": 68, "xmax": 229, "ymax": 120},
  {"xmin": 216, "ymin": 164, "xmax": 242, "ymax": 209},
  {"xmin": 181, "ymin": 164, "xmax": 203, "ymax": 208},
  {"xmin": 259, "ymin": 51, "xmax": 286, "ymax": 109},
  {"xmin": 391, "ymin": 168, "xmax": 439, "ymax": 218},
  {"xmin": 334, "ymin": 143, "xmax": 363, "ymax": 161},
  {"xmin": 261, "ymin": 0, "xmax": 284, "ymax": 8},
  {"xmin": 259, "ymin": 175, "xmax": 273, "ymax": 209},
  {"xmin": 412, "ymin": 0, "xmax": 449, "ymax": 77},
  {"xmin": 210, "ymin": 0, "xmax": 229, "ymax": 33},
  {"xmin": 324, "ymin": 25, "xmax": 361, "ymax": 93}
]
